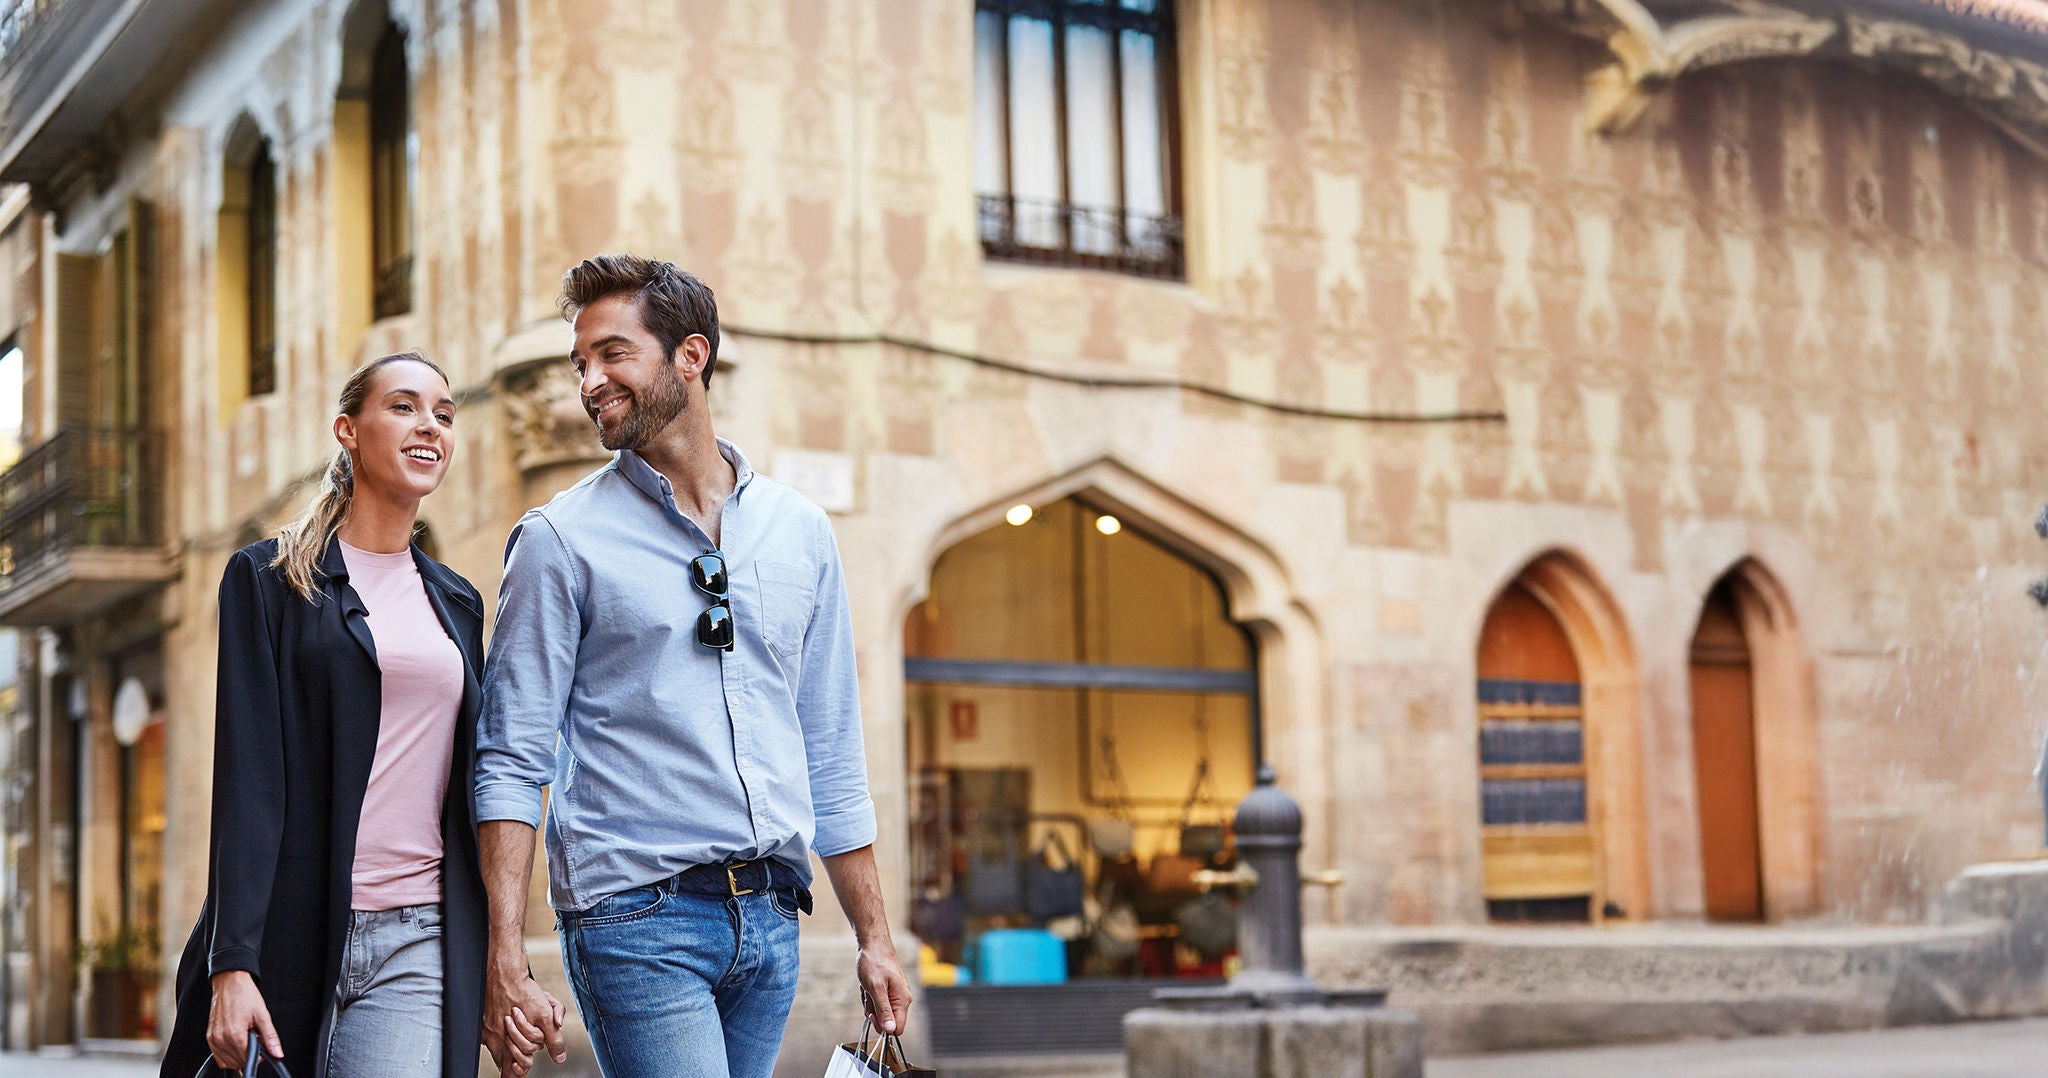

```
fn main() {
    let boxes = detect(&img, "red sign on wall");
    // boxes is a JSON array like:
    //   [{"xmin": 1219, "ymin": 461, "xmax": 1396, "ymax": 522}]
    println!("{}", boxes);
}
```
[{"xmin": 949, "ymin": 700, "xmax": 979, "ymax": 740}]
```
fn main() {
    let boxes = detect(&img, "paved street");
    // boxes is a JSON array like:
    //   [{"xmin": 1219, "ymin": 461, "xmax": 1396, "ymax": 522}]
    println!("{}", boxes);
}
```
[
  {"xmin": 0, "ymin": 1051, "xmax": 156, "ymax": 1077},
  {"xmin": 10, "ymin": 1019, "xmax": 2048, "ymax": 1077},
  {"xmin": 1427, "ymin": 1018, "xmax": 2048, "ymax": 1077}
]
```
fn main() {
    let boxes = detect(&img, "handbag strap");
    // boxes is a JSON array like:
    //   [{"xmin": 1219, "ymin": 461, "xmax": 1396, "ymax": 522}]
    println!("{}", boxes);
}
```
[
  {"xmin": 1035, "ymin": 828, "xmax": 1075, "ymax": 868},
  {"xmin": 1180, "ymin": 759, "xmax": 1214, "ymax": 828},
  {"xmin": 194, "ymin": 1033, "xmax": 294, "ymax": 1078},
  {"xmin": 247, "ymin": 1031, "xmax": 294, "ymax": 1078}
]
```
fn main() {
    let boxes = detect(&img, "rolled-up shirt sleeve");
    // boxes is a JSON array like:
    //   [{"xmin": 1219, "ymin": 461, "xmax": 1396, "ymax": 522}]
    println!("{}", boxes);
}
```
[
  {"xmin": 799, "ymin": 520, "xmax": 878, "ymax": 857},
  {"xmin": 476, "ymin": 511, "xmax": 582, "ymax": 829}
]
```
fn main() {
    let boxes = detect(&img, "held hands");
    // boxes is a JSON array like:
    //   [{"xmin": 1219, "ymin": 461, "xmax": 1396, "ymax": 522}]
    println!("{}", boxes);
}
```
[
  {"xmin": 856, "ymin": 940, "xmax": 915, "ymax": 1036},
  {"xmin": 482, "ymin": 964, "xmax": 567, "ymax": 1077},
  {"xmin": 208, "ymin": 970, "xmax": 283, "ymax": 1070}
]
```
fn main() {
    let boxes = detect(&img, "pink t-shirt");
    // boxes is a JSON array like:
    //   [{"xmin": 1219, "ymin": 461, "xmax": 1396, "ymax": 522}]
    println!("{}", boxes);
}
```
[{"xmin": 342, "ymin": 540, "xmax": 465, "ymax": 911}]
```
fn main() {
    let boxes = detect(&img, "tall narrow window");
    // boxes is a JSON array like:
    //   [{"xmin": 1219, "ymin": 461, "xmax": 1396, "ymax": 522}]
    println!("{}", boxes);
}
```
[
  {"xmin": 247, "ymin": 142, "xmax": 277, "ymax": 398},
  {"xmin": 975, "ymin": 0, "xmax": 1182, "ymax": 278},
  {"xmin": 370, "ymin": 22, "xmax": 413, "ymax": 318}
]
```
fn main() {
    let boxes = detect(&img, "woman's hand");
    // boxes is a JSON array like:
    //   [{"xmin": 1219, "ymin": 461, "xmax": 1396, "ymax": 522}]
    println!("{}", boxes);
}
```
[{"xmin": 208, "ymin": 970, "xmax": 283, "ymax": 1069}]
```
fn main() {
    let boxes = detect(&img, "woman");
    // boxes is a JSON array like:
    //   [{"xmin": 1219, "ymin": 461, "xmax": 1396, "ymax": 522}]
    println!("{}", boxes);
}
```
[{"xmin": 162, "ymin": 353, "xmax": 529, "ymax": 1078}]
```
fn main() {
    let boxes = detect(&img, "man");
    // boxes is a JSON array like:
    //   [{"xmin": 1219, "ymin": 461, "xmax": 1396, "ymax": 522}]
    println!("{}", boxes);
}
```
[{"xmin": 473, "ymin": 254, "xmax": 911, "ymax": 1078}]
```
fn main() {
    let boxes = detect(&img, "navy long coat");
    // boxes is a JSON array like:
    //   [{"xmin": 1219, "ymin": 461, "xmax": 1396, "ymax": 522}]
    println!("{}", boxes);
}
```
[{"xmin": 160, "ymin": 537, "xmax": 487, "ymax": 1078}]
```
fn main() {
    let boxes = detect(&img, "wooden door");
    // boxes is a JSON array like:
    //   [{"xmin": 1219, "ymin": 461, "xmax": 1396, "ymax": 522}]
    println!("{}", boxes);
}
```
[
  {"xmin": 1477, "ymin": 583, "xmax": 1596, "ymax": 922},
  {"xmin": 1690, "ymin": 583, "xmax": 1763, "ymax": 921}
]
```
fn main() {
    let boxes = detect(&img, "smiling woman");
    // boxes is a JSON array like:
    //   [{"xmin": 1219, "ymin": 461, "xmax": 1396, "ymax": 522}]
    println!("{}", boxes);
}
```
[
  {"xmin": 272, "ymin": 352, "xmax": 453, "ymax": 602},
  {"xmin": 158, "ymin": 347, "xmax": 507, "ymax": 1078}
]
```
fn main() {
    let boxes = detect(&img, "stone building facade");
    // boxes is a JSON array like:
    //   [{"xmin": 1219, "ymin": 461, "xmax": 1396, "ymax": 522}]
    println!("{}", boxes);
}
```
[{"xmin": 3, "ymin": 0, "xmax": 2048, "ymax": 1070}]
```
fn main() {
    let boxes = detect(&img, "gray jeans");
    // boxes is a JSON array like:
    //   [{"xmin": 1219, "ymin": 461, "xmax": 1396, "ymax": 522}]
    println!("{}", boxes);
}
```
[{"xmin": 317, "ymin": 904, "xmax": 443, "ymax": 1078}]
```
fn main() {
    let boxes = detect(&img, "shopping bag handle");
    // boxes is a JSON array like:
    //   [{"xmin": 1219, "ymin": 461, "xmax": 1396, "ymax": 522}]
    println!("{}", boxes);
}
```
[{"xmin": 852, "ymin": 1017, "xmax": 915, "ymax": 1075}]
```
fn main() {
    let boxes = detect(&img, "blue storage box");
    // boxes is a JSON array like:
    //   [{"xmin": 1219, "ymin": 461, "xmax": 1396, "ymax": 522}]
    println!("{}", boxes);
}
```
[{"xmin": 972, "ymin": 928, "xmax": 1067, "ymax": 985}]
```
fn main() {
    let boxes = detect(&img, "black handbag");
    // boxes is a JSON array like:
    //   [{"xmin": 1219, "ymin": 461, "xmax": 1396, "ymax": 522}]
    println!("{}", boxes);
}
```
[
  {"xmin": 1025, "ymin": 831, "xmax": 1085, "ymax": 920},
  {"xmin": 912, "ymin": 888, "xmax": 966, "ymax": 942},
  {"xmin": 964, "ymin": 843, "xmax": 1028, "ymax": 916},
  {"xmin": 1175, "ymin": 890, "xmax": 1239, "ymax": 962},
  {"xmin": 197, "ymin": 1032, "xmax": 296, "ymax": 1078}
]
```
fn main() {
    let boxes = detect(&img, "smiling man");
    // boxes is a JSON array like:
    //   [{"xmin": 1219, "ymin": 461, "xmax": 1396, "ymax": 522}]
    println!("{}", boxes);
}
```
[{"xmin": 471, "ymin": 255, "xmax": 910, "ymax": 1078}]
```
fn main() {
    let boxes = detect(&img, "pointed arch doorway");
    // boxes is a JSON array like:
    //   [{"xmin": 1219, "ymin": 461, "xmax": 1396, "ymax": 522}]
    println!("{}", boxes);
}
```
[
  {"xmin": 904, "ymin": 495, "xmax": 1258, "ymax": 1056},
  {"xmin": 1687, "ymin": 561, "xmax": 1818, "ymax": 922},
  {"xmin": 1690, "ymin": 577, "xmax": 1763, "ymax": 922},
  {"xmin": 1474, "ymin": 552, "xmax": 1648, "ymax": 924}
]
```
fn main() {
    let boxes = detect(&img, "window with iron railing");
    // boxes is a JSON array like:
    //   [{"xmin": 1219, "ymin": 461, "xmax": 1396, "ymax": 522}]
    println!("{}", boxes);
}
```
[
  {"xmin": 975, "ymin": 0, "xmax": 1183, "ymax": 279},
  {"xmin": 0, "ymin": 428, "xmax": 164, "ymax": 589}
]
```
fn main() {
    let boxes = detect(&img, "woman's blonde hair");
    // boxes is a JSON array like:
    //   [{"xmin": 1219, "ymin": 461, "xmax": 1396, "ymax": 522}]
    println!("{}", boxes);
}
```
[{"xmin": 271, "ymin": 352, "xmax": 448, "ymax": 602}]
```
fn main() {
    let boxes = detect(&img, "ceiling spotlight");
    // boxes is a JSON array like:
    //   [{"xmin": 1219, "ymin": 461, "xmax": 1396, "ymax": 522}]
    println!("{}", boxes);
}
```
[
  {"xmin": 1096, "ymin": 515, "xmax": 1122, "ymax": 536},
  {"xmin": 1006, "ymin": 504, "xmax": 1034, "ymax": 527}
]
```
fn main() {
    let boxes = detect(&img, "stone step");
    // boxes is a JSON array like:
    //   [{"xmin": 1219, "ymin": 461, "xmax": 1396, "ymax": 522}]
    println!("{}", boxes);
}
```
[{"xmin": 933, "ymin": 1052, "xmax": 1124, "ymax": 1078}]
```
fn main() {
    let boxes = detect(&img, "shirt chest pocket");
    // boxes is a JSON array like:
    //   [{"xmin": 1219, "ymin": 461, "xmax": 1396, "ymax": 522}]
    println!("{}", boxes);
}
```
[{"xmin": 754, "ymin": 560, "xmax": 816, "ymax": 658}]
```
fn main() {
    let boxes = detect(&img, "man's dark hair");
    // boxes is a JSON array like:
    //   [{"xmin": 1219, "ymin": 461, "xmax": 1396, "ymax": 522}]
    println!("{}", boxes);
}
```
[{"xmin": 558, "ymin": 254, "xmax": 721, "ymax": 389}]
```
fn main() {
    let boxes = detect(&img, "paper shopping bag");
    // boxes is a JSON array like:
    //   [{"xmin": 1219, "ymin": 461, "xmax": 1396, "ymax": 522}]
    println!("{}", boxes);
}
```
[{"xmin": 827, "ymin": 1022, "xmax": 938, "ymax": 1076}]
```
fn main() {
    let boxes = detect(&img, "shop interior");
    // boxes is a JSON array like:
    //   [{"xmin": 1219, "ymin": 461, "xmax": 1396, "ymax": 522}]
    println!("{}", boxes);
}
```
[{"xmin": 904, "ymin": 497, "xmax": 1256, "ymax": 994}]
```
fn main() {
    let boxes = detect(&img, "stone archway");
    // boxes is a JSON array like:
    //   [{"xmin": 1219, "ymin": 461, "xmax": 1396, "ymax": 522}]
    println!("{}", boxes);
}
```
[
  {"xmin": 1477, "ymin": 549, "xmax": 1649, "ymax": 922},
  {"xmin": 897, "ymin": 457, "xmax": 1328, "ymax": 882}
]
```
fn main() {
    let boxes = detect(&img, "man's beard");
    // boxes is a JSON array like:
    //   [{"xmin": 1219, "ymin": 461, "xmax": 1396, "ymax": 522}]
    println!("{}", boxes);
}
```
[{"xmin": 592, "ymin": 363, "xmax": 689, "ymax": 451}]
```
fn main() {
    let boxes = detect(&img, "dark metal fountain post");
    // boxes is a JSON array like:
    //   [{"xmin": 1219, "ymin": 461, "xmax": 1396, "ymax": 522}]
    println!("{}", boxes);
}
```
[
  {"xmin": 1219, "ymin": 764, "xmax": 1323, "ymax": 1003},
  {"xmin": 1129, "ymin": 766, "xmax": 1418, "ymax": 1077},
  {"xmin": 1158, "ymin": 765, "xmax": 1377, "ymax": 1009}
]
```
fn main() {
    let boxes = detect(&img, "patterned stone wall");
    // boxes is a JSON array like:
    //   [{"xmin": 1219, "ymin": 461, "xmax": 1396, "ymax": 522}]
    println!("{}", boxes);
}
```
[{"xmin": 33, "ymin": 4, "xmax": 2048, "ymax": 1039}]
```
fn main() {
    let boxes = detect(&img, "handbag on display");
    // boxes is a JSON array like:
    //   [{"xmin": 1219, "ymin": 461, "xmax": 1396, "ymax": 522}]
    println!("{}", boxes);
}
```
[
  {"xmin": 912, "ymin": 886, "xmax": 965, "ymax": 943},
  {"xmin": 1087, "ymin": 817, "xmax": 1135, "ymax": 859},
  {"xmin": 1176, "ymin": 759, "xmax": 1229, "ymax": 863},
  {"xmin": 964, "ymin": 846, "xmax": 1027, "ymax": 916},
  {"xmin": 1089, "ymin": 899, "xmax": 1141, "ymax": 964},
  {"xmin": 826, "ymin": 1020, "xmax": 938, "ymax": 1077},
  {"xmin": 1139, "ymin": 851, "xmax": 1206, "ymax": 923},
  {"xmin": 1097, "ymin": 851, "xmax": 1145, "ymax": 903},
  {"xmin": 1174, "ymin": 891, "xmax": 1239, "ymax": 962},
  {"xmin": 1025, "ymin": 831, "xmax": 1086, "ymax": 921},
  {"xmin": 1091, "ymin": 709, "xmax": 1139, "ymax": 861},
  {"xmin": 196, "ymin": 1032, "xmax": 296, "ymax": 1078}
]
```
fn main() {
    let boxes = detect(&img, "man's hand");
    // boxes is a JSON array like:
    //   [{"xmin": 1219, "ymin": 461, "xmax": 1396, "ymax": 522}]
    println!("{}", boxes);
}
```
[
  {"xmin": 482, "ymin": 966, "xmax": 566, "ymax": 1076},
  {"xmin": 208, "ymin": 970, "xmax": 282, "ymax": 1069},
  {"xmin": 856, "ymin": 940, "xmax": 914, "ymax": 1035},
  {"xmin": 478, "ymin": 820, "xmax": 564, "ymax": 1074},
  {"xmin": 823, "ymin": 845, "xmax": 915, "ymax": 1035}
]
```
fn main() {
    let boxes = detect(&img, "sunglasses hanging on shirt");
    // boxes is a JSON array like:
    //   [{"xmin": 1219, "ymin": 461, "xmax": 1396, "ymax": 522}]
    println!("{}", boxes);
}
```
[{"xmin": 692, "ymin": 551, "xmax": 734, "ymax": 652}]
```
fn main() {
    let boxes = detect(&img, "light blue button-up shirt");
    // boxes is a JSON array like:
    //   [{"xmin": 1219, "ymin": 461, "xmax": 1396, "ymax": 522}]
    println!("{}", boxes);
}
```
[{"xmin": 474, "ymin": 438, "xmax": 876, "ymax": 911}]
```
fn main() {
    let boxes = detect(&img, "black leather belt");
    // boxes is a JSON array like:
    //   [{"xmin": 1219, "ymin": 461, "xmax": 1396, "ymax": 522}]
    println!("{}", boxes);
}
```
[{"xmin": 672, "ymin": 860, "xmax": 813, "ymax": 913}]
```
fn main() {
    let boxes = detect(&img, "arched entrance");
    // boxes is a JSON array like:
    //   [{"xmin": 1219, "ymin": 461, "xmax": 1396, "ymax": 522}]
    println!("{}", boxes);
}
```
[
  {"xmin": 1688, "ymin": 559, "xmax": 1819, "ymax": 920},
  {"xmin": 904, "ymin": 495, "xmax": 1256, "ymax": 1052},
  {"xmin": 1476, "ymin": 581, "xmax": 1593, "ymax": 922},
  {"xmin": 1474, "ymin": 552, "xmax": 1646, "ymax": 923},
  {"xmin": 1689, "ymin": 576, "xmax": 1763, "ymax": 921}
]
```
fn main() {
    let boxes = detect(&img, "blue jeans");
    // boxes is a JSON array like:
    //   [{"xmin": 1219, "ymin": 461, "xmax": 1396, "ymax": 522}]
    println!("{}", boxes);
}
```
[
  {"xmin": 559, "ymin": 881, "xmax": 804, "ymax": 1078},
  {"xmin": 317, "ymin": 905, "xmax": 443, "ymax": 1078}
]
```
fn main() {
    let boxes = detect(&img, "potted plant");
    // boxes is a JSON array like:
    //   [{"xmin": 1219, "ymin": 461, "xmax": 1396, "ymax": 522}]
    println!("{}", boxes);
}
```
[{"xmin": 76, "ymin": 925, "xmax": 161, "ymax": 1039}]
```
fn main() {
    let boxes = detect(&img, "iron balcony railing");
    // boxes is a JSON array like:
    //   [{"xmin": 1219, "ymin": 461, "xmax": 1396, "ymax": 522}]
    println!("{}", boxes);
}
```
[
  {"xmin": 0, "ymin": 427, "xmax": 163, "ymax": 585},
  {"xmin": 978, "ymin": 194, "xmax": 1185, "ymax": 280}
]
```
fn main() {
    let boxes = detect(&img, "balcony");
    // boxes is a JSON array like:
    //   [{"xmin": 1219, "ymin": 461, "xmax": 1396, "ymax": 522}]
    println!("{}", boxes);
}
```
[
  {"xmin": 978, "ymin": 195, "xmax": 1185, "ymax": 281},
  {"xmin": 0, "ymin": 0, "xmax": 226, "ymax": 187},
  {"xmin": 0, "ymin": 428, "xmax": 171, "ymax": 627}
]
